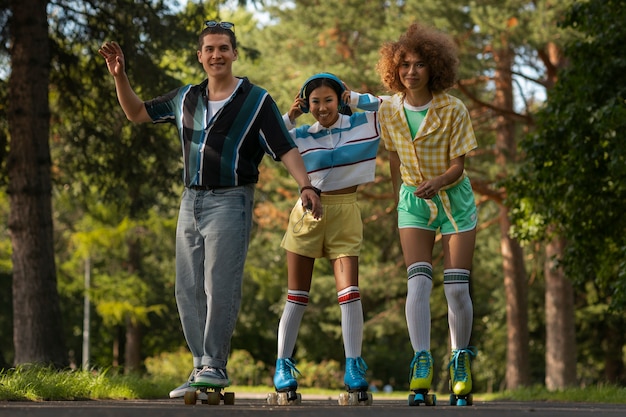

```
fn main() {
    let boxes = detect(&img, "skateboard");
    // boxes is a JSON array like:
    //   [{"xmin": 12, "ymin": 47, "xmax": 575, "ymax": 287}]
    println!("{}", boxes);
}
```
[
  {"xmin": 449, "ymin": 392, "xmax": 473, "ymax": 406},
  {"xmin": 408, "ymin": 389, "xmax": 436, "ymax": 406},
  {"xmin": 338, "ymin": 389, "xmax": 373, "ymax": 406},
  {"xmin": 183, "ymin": 381, "xmax": 235, "ymax": 405},
  {"xmin": 266, "ymin": 389, "xmax": 302, "ymax": 405}
]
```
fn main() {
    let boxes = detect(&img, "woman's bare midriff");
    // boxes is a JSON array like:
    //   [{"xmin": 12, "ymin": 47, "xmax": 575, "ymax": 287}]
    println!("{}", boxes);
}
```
[{"xmin": 321, "ymin": 185, "xmax": 358, "ymax": 195}]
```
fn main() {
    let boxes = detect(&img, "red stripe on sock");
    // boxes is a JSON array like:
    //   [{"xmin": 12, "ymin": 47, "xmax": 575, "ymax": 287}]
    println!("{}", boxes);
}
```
[
  {"xmin": 338, "ymin": 291, "xmax": 360, "ymax": 304},
  {"xmin": 287, "ymin": 294, "xmax": 309, "ymax": 304}
]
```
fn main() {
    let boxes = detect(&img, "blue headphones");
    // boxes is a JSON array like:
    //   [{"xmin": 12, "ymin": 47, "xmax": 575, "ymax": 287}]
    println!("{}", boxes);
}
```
[{"xmin": 298, "ymin": 73, "xmax": 346, "ymax": 113}]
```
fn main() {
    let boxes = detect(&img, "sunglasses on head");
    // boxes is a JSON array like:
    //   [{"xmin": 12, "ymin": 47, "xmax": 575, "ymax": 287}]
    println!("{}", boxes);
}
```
[{"xmin": 204, "ymin": 20, "xmax": 235, "ymax": 31}]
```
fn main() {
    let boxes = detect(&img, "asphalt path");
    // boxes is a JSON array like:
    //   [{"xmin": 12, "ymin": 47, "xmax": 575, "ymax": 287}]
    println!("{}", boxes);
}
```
[{"xmin": 2, "ymin": 394, "xmax": 626, "ymax": 417}]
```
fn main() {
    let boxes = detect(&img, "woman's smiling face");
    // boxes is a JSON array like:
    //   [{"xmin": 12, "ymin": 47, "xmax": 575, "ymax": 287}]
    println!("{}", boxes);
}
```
[{"xmin": 308, "ymin": 85, "xmax": 340, "ymax": 128}]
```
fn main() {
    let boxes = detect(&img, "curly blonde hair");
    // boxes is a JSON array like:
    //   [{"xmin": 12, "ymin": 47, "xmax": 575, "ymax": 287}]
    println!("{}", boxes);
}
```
[{"xmin": 377, "ymin": 23, "xmax": 459, "ymax": 94}]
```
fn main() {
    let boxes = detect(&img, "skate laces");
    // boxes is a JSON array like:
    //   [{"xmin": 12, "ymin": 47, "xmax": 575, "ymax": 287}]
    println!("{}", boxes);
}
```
[
  {"xmin": 409, "ymin": 350, "xmax": 432, "ymax": 380},
  {"xmin": 346, "ymin": 357, "xmax": 368, "ymax": 379},
  {"xmin": 448, "ymin": 347, "xmax": 477, "ymax": 382},
  {"xmin": 280, "ymin": 358, "xmax": 302, "ymax": 378}
]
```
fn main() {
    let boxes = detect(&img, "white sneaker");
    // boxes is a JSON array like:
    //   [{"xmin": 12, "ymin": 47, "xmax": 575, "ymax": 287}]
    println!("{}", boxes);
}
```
[{"xmin": 169, "ymin": 368, "xmax": 200, "ymax": 398}]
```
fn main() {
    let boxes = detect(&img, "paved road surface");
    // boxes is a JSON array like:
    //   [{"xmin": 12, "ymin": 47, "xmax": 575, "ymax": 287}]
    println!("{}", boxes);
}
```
[{"xmin": 2, "ymin": 396, "xmax": 626, "ymax": 417}]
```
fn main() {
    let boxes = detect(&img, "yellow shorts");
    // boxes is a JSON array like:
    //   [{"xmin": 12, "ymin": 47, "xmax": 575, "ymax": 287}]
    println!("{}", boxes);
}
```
[{"xmin": 281, "ymin": 192, "xmax": 362, "ymax": 259}]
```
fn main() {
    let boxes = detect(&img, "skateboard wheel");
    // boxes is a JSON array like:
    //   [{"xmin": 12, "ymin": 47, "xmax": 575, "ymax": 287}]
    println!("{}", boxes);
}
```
[
  {"xmin": 223, "ymin": 391, "xmax": 235, "ymax": 405},
  {"xmin": 183, "ymin": 390, "xmax": 196, "ymax": 405},
  {"xmin": 207, "ymin": 391, "xmax": 220, "ymax": 405},
  {"xmin": 425, "ymin": 393, "xmax": 436, "ymax": 406}
]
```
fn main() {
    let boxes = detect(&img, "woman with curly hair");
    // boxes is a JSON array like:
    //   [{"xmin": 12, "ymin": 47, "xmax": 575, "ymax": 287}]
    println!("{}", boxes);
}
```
[{"xmin": 376, "ymin": 23, "xmax": 478, "ymax": 406}]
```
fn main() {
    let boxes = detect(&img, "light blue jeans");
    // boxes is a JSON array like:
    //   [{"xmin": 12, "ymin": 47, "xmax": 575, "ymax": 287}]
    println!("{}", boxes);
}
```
[{"xmin": 175, "ymin": 185, "xmax": 254, "ymax": 369}]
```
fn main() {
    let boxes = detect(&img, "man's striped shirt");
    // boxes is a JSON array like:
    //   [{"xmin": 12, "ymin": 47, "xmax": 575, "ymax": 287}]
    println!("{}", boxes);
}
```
[{"xmin": 145, "ymin": 77, "xmax": 296, "ymax": 187}]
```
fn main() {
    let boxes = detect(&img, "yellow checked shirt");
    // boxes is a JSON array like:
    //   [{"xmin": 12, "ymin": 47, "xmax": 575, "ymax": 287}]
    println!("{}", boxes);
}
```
[{"xmin": 379, "ymin": 91, "xmax": 477, "ymax": 230}]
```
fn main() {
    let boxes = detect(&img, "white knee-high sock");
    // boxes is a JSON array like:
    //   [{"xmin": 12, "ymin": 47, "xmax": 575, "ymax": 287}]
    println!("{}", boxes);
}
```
[
  {"xmin": 277, "ymin": 290, "xmax": 309, "ymax": 358},
  {"xmin": 338, "ymin": 286, "xmax": 363, "ymax": 358},
  {"xmin": 406, "ymin": 262, "xmax": 433, "ymax": 352},
  {"xmin": 444, "ymin": 269, "xmax": 473, "ymax": 349}
]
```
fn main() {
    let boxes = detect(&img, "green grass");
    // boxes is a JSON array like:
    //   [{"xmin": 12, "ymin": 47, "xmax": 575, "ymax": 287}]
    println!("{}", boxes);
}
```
[
  {"xmin": 480, "ymin": 384, "xmax": 626, "ymax": 404},
  {"xmin": 1, "ymin": 366, "xmax": 625, "ymax": 403}
]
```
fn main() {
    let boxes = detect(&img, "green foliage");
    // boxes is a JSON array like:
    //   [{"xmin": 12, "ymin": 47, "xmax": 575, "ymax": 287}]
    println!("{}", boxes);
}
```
[
  {"xmin": 144, "ymin": 346, "xmax": 191, "ymax": 380},
  {"xmin": 506, "ymin": 0, "xmax": 626, "ymax": 310},
  {"xmin": 294, "ymin": 359, "xmax": 344, "ymax": 390}
]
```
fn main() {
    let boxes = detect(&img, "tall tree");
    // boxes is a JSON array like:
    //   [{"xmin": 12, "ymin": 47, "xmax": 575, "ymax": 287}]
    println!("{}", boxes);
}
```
[
  {"xmin": 7, "ymin": 0, "xmax": 67, "ymax": 367},
  {"xmin": 544, "ymin": 236, "xmax": 575, "ymax": 389},
  {"xmin": 48, "ymin": 0, "xmax": 205, "ymax": 372},
  {"xmin": 457, "ymin": 0, "xmax": 576, "ymax": 389},
  {"xmin": 508, "ymin": 0, "xmax": 626, "ymax": 388}
]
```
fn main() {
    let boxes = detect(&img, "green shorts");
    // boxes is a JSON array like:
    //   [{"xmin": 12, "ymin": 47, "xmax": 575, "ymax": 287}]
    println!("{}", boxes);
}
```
[
  {"xmin": 397, "ymin": 177, "xmax": 477, "ymax": 235},
  {"xmin": 281, "ymin": 192, "xmax": 362, "ymax": 259}
]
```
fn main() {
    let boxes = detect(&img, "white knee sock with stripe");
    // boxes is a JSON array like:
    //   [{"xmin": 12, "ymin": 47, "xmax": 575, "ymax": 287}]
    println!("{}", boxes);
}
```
[
  {"xmin": 277, "ymin": 290, "xmax": 309, "ymax": 358},
  {"xmin": 338, "ymin": 286, "xmax": 363, "ymax": 358},
  {"xmin": 444, "ymin": 269, "xmax": 473, "ymax": 349},
  {"xmin": 406, "ymin": 262, "xmax": 433, "ymax": 352}
]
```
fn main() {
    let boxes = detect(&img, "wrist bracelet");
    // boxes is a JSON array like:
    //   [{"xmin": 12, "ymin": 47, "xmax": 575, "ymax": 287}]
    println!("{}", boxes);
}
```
[{"xmin": 300, "ymin": 185, "xmax": 321, "ymax": 196}]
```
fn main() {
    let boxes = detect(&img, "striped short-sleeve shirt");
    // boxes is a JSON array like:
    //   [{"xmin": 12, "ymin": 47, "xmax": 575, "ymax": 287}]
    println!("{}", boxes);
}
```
[
  {"xmin": 282, "ymin": 92, "xmax": 382, "ymax": 192},
  {"xmin": 144, "ymin": 77, "xmax": 296, "ymax": 188}
]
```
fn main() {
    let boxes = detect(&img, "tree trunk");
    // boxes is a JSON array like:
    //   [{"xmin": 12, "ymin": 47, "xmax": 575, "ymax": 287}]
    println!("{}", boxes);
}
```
[
  {"xmin": 493, "ymin": 44, "xmax": 530, "ymax": 389},
  {"xmin": 8, "ymin": 0, "xmax": 67, "ymax": 367},
  {"xmin": 123, "ymin": 234, "xmax": 143, "ymax": 373},
  {"xmin": 500, "ymin": 212, "xmax": 530, "ymax": 388},
  {"xmin": 113, "ymin": 326, "xmax": 123, "ymax": 368},
  {"xmin": 603, "ymin": 317, "xmax": 625, "ymax": 384},
  {"xmin": 125, "ymin": 317, "xmax": 142, "ymax": 374},
  {"xmin": 544, "ymin": 237, "xmax": 576, "ymax": 389}
]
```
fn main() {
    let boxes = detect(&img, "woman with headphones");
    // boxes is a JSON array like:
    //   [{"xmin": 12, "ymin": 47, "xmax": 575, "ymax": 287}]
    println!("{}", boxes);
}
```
[{"xmin": 269, "ymin": 74, "xmax": 381, "ymax": 405}]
